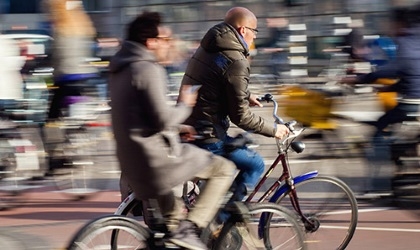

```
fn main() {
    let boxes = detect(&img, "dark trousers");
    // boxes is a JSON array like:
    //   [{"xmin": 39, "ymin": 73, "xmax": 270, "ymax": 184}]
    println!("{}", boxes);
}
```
[
  {"xmin": 366, "ymin": 103, "xmax": 420, "ymax": 191},
  {"xmin": 48, "ymin": 81, "xmax": 83, "ymax": 119}
]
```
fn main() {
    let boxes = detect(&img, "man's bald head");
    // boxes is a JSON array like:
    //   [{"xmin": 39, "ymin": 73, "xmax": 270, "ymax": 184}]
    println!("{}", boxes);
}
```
[{"xmin": 224, "ymin": 7, "xmax": 257, "ymax": 28}]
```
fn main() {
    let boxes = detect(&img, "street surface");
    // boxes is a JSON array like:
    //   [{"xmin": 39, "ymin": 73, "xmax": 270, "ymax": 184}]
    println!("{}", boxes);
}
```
[
  {"xmin": 1, "ymin": 86, "xmax": 420, "ymax": 249},
  {"xmin": 1, "ymin": 182, "xmax": 420, "ymax": 250}
]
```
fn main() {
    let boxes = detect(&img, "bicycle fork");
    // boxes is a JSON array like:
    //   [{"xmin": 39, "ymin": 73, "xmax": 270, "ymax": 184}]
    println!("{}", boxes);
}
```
[
  {"xmin": 247, "ymin": 152, "xmax": 320, "ymax": 232},
  {"xmin": 270, "ymin": 171, "xmax": 320, "ymax": 232}
]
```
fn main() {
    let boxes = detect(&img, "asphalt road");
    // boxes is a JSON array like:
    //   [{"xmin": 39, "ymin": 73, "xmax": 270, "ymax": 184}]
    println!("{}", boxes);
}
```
[{"xmin": 1, "ymin": 182, "xmax": 420, "ymax": 250}]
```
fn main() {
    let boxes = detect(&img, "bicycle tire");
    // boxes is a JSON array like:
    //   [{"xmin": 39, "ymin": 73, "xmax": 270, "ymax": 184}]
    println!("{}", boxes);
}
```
[
  {"xmin": 273, "ymin": 176, "xmax": 358, "ymax": 250},
  {"xmin": 213, "ymin": 202, "xmax": 307, "ymax": 250},
  {"xmin": 67, "ymin": 215, "xmax": 150, "ymax": 250}
]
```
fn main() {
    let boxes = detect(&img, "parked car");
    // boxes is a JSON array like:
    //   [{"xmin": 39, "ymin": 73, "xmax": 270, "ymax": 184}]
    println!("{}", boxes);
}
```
[{"xmin": 0, "ymin": 31, "xmax": 53, "ymax": 73}]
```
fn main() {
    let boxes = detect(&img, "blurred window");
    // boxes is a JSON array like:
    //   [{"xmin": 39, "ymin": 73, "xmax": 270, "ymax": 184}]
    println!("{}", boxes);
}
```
[
  {"xmin": 347, "ymin": 0, "xmax": 388, "ymax": 12},
  {"xmin": 0, "ymin": 0, "xmax": 41, "ymax": 13},
  {"xmin": 83, "ymin": 0, "xmax": 112, "ymax": 12},
  {"xmin": 311, "ymin": 0, "xmax": 343, "ymax": 14}
]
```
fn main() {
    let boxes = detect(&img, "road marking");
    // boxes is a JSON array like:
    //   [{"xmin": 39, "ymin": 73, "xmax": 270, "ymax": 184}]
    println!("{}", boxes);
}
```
[
  {"xmin": 355, "ymin": 226, "xmax": 420, "ymax": 233},
  {"xmin": 315, "ymin": 224, "xmax": 420, "ymax": 233},
  {"xmin": 102, "ymin": 170, "xmax": 121, "ymax": 174},
  {"xmin": 358, "ymin": 207, "xmax": 394, "ymax": 213},
  {"xmin": 332, "ymin": 207, "xmax": 420, "ymax": 233}
]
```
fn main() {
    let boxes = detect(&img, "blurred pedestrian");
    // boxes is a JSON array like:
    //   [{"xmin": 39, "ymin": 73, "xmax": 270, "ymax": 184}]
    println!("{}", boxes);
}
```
[
  {"xmin": 0, "ymin": 36, "xmax": 25, "ymax": 112},
  {"xmin": 256, "ymin": 17, "xmax": 290, "ymax": 76},
  {"xmin": 43, "ymin": 0, "xmax": 98, "ymax": 120},
  {"xmin": 178, "ymin": 6, "xmax": 289, "ymax": 223},
  {"xmin": 342, "ymin": 5, "xmax": 420, "ymax": 193},
  {"xmin": 108, "ymin": 11, "xmax": 235, "ymax": 249},
  {"xmin": 341, "ymin": 19, "xmax": 370, "ymax": 61}
]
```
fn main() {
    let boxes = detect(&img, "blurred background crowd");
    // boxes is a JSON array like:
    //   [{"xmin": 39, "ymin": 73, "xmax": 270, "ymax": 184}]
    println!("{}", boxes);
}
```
[
  {"xmin": 0, "ymin": 0, "xmax": 420, "ymax": 198},
  {"xmin": 0, "ymin": 0, "xmax": 418, "ymax": 80}
]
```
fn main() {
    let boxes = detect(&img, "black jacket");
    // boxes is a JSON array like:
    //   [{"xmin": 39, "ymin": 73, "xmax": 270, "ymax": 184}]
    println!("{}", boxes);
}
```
[{"xmin": 181, "ymin": 22, "xmax": 276, "ymax": 140}]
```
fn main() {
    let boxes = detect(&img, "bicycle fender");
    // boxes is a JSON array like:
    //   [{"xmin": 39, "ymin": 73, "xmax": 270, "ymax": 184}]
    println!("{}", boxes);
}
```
[
  {"xmin": 268, "ymin": 170, "xmax": 319, "ymax": 203},
  {"xmin": 115, "ymin": 193, "xmax": 137, "ymax": 215}
]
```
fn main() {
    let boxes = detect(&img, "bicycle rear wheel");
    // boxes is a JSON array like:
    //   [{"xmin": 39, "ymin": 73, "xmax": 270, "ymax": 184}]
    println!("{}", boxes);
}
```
[
  {"xmin": 67, "ymin": 215, "xmax": 150, "ymax": 250},
  {"xmin": 213, "ymin": 202, "xmax": 306, "ymax": 250},
  {"xmin": 274, "ymin": 176, "xmax": 358, "ymax": 250},
  {"xmin": 49, "ymin": 126, "xmax": 103, "ymax": 199}
]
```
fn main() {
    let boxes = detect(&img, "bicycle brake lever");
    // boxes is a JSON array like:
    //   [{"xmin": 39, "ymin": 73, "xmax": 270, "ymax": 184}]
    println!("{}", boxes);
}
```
[{"xmin": 285, "ymin": 121, "xmax": 297, "ymax": 132}]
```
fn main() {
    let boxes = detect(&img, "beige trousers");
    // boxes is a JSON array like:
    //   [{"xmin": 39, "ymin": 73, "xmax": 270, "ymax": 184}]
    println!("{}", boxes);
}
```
[
  {"xmin": 120, "ymin": 155, "xmax": 235, "ymax": 230},
  {"xmin": 150, "ymin": 155, "xmax": 235, "ymax": 230}
]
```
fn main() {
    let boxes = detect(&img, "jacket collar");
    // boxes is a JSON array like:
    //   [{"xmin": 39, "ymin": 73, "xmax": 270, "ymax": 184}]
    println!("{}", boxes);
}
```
[{"xmin": 200, "ymin": 22, "xmax": 249, "ymax": 56}]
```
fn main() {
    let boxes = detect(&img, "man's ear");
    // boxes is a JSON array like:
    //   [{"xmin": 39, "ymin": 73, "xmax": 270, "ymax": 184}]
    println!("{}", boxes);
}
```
[
  {"xmin": 237, "ymin": 26, "xmax": 245, "ymax": 36},
  {"xmin": 145, "ymin": 38, "xmax": 158, "ymax": 50}
]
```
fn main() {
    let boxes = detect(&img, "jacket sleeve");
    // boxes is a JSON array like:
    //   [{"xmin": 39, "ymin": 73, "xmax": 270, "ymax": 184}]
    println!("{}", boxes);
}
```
[
  {"xmin": 132, "ymin": 62, "xmax": 191, "ymax": 130},
  {"xmin": 224, "ymin": 59, "xmax": 276, "ymax": 137},
  {"xmin": 357, "ymin": 40, "xmax": 404, "ymax": 83},
  {"xmin": 357, "ymin": 60, "xmax": 400, "ymax": 83}
]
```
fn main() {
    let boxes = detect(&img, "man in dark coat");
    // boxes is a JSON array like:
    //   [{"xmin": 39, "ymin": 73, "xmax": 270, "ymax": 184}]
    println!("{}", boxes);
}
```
[
  {"xmin": 108, "ymin": 12, "xmax": 235, "ymax": 250},
  {"xmin": 178, "ymin": 7, "xmax": 290, "ymax": 223}
]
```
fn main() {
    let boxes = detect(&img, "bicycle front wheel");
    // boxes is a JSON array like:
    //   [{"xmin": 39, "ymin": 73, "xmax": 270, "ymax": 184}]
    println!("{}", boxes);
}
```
[
  {"xmin": 67, "ymin": 215, "xmax": 150, "ymax": 250},
  {"xmin": 214, "ymin": 202, "xmax": 306, "ymax": 250},
  {"xmin": 274, "ymin": 176, "xmax": 358, "ymax": 250}
]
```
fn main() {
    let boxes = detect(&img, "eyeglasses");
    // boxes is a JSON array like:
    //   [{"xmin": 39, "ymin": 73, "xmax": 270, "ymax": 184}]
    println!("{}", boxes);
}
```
[
  {"xmin": 156, "ymin": 36, "xmax": 172, "ymax": 42},
  {"xmin": 244, "ymin": 26, "xmax": 259, "ymax": 35}
]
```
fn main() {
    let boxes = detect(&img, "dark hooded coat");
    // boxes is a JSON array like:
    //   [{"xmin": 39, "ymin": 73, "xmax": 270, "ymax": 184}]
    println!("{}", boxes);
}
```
[{"xmin": 108, "ymin": 41, "xmax": 215, "ymax": 200}]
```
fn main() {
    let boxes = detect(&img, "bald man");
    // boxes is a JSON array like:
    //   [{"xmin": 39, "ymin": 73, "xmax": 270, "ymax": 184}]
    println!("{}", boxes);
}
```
[{"xmin": 179, "ymin": 7, "xmax": 289, "ymax": 224}]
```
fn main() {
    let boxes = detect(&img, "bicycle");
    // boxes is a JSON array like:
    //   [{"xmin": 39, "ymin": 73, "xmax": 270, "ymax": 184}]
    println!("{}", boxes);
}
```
[
  {"xmin": 0, "ymin": 71, "xmax": 112, "ymax": 208},
  {"xmin": 0, "ymin": 80, "xmax": 50, "ymax": 210},
  {"xmin": 67, "ymin": 200, "xmax": 306, "ymax": 249},
  {"xmin": 247, "ymin": 93, "xmax": 358, "ymax": 250}
]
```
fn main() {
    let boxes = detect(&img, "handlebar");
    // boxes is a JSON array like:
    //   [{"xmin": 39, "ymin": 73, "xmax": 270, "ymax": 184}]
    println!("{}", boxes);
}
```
[
  {"xmin": 257, "ymin": 93, "xmax": 284, "ymax": 125},
  {"xmin": 257, "ymin": 93, "xmax": 304, "ymax": 143}
]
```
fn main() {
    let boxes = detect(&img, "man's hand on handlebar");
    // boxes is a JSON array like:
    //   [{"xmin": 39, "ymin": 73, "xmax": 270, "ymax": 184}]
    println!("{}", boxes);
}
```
[
  {"xmin": 249, "ymin": 94, "xmax": 264, "ymax": 107},
  {"xmin": 179, "ymin": 125, "xmax": 199, "ymax": 142},
  {"xmin": 275, "ymin": 124, "xmax": 290, "ymax": 139}
]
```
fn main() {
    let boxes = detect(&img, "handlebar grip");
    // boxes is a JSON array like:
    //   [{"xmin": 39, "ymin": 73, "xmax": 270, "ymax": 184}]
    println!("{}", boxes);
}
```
[{"xmin": 257, "ymin": 93, "xmax": 274, "ymax": 103}]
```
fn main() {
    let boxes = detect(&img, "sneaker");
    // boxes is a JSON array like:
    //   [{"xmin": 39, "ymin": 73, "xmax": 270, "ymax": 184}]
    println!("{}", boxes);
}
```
[
  {"xmin": 210, "ymin": 221, "xmax": 223, "ymax": 238},
  {"xmin": 169, "ymin": 220, "xmax": 207, "ymax": 250}
]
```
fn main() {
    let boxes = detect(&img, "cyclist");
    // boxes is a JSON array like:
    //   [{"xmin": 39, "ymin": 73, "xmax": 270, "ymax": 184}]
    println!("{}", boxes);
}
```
[
  {"xmin": 43, "ymin": 0, "xmax": 98, "ymax": 120},
  {"xmin": 342, "ymin": 5, "xmax": 420, "ymax": 193},
  {"xmin": 108, "ymin": 12, "xmax": 235, "ymax": 250},
  {"xmin": 178, "ymin": 7, "xmax": 289, "ymax": 224}
]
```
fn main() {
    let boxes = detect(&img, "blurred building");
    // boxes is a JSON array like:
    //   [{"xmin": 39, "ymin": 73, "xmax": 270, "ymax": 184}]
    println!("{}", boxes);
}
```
[{"xmin": 1, "ymin": 0, "xmax": 419, "ymax": 75}]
